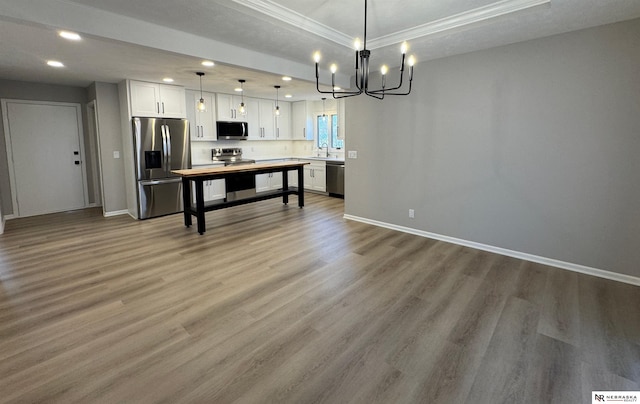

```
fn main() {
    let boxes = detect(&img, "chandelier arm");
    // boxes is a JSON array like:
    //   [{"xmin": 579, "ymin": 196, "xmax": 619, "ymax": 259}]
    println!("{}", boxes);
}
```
[
  {"xmin": 368, "ymin": 71, "xmax": 405, "ymax": 93},
  {"xmin": 369, "ymin": 79, "xmax": 413, "ymax": 96},
  {"xmin": 354, "ymin": 61, "xmax": 363, "ymax": 92},
  {"xmin": 332, "ymin": 91, "xmax": 363, "ymax": 99},
  {"xmin": 316, "ymin": 79, "xmax": 361, "ymax": 95},
  {"xmin": 369, "ymin": 54, "xmax": 406, "ymax": 93},
  {"xmin": 363, "ymin": 89, "xmax": 385, "ymax": 100}
]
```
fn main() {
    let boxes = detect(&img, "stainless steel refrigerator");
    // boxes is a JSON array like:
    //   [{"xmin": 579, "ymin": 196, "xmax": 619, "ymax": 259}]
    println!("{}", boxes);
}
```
[{"xmin": 132, "ymin": 117, "xmax": 191, "ymax": 219}]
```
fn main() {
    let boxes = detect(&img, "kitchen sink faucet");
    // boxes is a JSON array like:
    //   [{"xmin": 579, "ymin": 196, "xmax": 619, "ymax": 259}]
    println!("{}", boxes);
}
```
[{"xmin": 320, "ymin": 142, "xmax": 329, "ymax": 158}]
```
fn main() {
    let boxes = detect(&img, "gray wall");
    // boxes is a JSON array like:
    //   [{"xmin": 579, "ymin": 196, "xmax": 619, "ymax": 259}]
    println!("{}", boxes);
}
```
[
  {"xmin": 345, "ymin": 18, "xmax": 640, "ymax": 278},
  {"xmin": 0, "ymin": 79, "xmax": 94, "ymax": 215},
  {"xmin": 91, "ymin": 82, "xmax": 127, "ymax": 214}
]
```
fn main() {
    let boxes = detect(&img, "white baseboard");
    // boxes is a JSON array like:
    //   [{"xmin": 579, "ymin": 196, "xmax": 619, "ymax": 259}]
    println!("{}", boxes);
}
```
[
  {"xmin": 343, "ymin": 214, "xmax": 640, "ymax": 287},
  {"xmin": 103, "ymin": 209, "xmax": 129, "ymax": 218}
]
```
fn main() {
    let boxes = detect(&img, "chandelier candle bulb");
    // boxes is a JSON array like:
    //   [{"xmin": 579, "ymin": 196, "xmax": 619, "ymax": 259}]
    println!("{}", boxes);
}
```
[
  {"xmin": 381, "ymin": 65, "xmax": 388, "ymax": 88},
  {"xmin": 408, "ymin": 55, "xmax": 416, "ymax": 80},
  {"xmin": 401, "ymin": 41, "xmax": 408, "ymax": 54}
]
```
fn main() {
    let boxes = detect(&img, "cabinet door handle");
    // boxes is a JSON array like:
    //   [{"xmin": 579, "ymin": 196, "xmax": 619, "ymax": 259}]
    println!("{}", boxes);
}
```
[
  {"xmin": 161, "ymin": 102, "xmax": 165, "ymax": 114},
  {"xmin": 303, "ymin": 128, "xmax": 305, "ymax": 138},
  {"xmin": 157, "ymin": 102, "xmax": 160, "ymax": 114}
]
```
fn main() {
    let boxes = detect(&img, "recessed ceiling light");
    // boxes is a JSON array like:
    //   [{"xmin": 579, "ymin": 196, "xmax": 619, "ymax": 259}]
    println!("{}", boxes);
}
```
[
  {"xmin": 47, "ymin": 60, "xmax": 64, "ymax": 68},
  {"xmin": 285, "ymin": 94, "xmax": 293, "ymax": 98},
  {"xmin": 201, "ymin": 60, "xmax": 215, "ymax": 67},
  {"xmin": 234, "ymin": 87, "xmax": 243, "ymax": 92},
  {"xmin": 334, "ymin": 86, "xmax": 341, "ymax": 91},
  {"xmin": 163, "ymin": 78, "xmax": 174, "ymax": 83},
  {"xmin": 59, "ymin": 30, "xmax": 81, "ymax": 41},
  {"xmin": 282, "ymin": 76, "xmax": 292, "ymax": 81}
]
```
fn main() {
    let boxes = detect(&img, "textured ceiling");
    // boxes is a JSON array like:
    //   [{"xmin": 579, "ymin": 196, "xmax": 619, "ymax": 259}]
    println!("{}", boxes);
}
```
[{"xmin": 0, "ymin": 0, "xmax": 639, "ymax": 100}]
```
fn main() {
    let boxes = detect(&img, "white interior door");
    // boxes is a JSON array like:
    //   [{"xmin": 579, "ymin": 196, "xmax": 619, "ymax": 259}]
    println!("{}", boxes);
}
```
[{"xmin": 2, "ymin": 100, "xmax": 88, "ymax": 217}]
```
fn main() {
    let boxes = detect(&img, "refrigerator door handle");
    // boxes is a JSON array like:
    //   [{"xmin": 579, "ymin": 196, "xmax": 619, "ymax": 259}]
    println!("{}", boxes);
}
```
[
  {"xmin": 139, "ymin": 178, "xmax": 182, "ymax": 186},
  {"xmin": 160, "ymin": 124, "xmax": 168, "ymax": 173},
  {"xmin": 165, "ymin": 124, "xmax": 172, "ymax": 174}
]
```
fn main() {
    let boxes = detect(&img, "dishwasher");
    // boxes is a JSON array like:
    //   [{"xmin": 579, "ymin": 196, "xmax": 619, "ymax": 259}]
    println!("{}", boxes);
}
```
[{"xmin": 326, "ymin": 161, "xmax": 344, "ymax": 197}]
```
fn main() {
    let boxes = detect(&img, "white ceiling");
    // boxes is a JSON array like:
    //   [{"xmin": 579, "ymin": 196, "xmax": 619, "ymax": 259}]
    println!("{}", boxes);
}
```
[{"xmin": 0, "ymin": 0, "xmax": 639, "ymax": 100}]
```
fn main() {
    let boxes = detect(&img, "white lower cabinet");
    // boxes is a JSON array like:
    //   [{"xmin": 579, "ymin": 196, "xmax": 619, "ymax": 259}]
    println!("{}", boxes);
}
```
[
  {"xmin": 207, "ymin": 179, "xmax": 226, "ymax": 201},
  {"xmin": 192, "ymin": 179, "xmax": 225, "ymax": 203},
  {"xmin": 299, "ymin": 159, "xmax": 326, "ymax": 192},
  {"xmin": 288, "ymin": 169, "xmax": 298, "ymax": 188},
  {"xmin": 256, "ymin": 172, "xmax": 282, "ymax": 192}
]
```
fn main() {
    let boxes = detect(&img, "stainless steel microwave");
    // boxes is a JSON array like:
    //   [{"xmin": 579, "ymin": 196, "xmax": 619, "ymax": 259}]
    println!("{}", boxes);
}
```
[{"xmin": 216, "ymin": 121, "xmax": 248, "ymax": 140}]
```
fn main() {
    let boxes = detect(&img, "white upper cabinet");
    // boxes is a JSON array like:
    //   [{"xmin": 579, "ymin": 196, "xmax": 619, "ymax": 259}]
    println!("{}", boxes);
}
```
[
  {"xmin": 292, "ymin": 101, "xmax": 314, "ymax": 140},
  {"xmin": 258, "ymin": 99, "xmax": 275, "ymax": 139},
  {"xmin": 246, "ymin": 98, "xmax": 261, "ymax": 139},
  {"xmin": 186, "ymin": 90, "xmax": 217, "ymax": 141},
  {"xmin": 215, "ymin": 93, "xmax": 292, "ymax": 141},
  {"xmin": 129, "ymin": 80, "xmax": 186, "ymax": 118},
  {"xmin": 246, "ymin": 97, "xmax": 291, "ymax": 140},
  {"xmin": 275, "ymin": 102, "xmax": 291, "ymax": 140},
  {"xmin": 216, "ymin": 93, "xmax": 246, "ymax": 122}
]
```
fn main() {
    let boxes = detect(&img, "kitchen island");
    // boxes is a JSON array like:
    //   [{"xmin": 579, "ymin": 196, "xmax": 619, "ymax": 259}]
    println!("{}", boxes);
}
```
[{"xmin": 172, "ymin": 161, "xmax": 309, "ymax": 234}]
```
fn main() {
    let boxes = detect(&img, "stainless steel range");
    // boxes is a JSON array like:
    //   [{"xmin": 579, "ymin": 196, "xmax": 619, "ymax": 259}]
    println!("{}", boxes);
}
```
[{"xmin": 211, "ymin": 148, "xmax": 256, "ymax": 201}]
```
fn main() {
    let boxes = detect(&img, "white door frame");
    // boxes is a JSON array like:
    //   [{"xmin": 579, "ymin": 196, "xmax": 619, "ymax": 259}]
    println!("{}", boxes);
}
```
[
  {"xmin": 86, "ymin": 100, "xmax": 105, "ymax": 213},
  {"xmin": 1, "ymin": 98, "xmax": 89, "ymax": 217}
]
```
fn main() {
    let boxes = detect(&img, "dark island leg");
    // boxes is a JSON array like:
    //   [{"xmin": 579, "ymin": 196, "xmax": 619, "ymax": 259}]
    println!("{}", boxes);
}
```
[
  {"xmin": 282, "ymin": 169, "xmax": 289, "ymax": 205},
  {"xmin": 297, "ymin": 166, "xmax": 304, "ymax": 208},
  {"xmin": 181, "ymin": 177, "xmax": 192, "ymax": 227},
  {"xmin": 195, "ymin": 179, "xmax": 206, "ymax": 235}
]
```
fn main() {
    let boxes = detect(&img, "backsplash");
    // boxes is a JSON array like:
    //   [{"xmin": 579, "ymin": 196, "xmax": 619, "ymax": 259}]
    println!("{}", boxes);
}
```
[{"xmin": 191, "ymin": 140, "xmax": 316, "ymax": 165}]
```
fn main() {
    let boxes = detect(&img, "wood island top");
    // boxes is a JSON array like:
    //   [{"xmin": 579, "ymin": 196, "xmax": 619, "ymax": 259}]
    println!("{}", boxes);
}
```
[{"xmin": 171, "ymin": 160, "xmax": 309, "ymax": 178}]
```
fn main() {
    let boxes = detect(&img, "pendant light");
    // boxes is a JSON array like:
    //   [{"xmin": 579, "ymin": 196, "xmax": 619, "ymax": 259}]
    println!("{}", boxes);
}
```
[
  {"xmin": 274, "ymin": 85, "xmax": 281, "ymax": 116},
  {"xmin": 196, "ymin": 72, "xmax": 206, "ymax": 112},
  {"xmin": 238, "ymin": 80, "xmax": 247, "ymax": 115}
]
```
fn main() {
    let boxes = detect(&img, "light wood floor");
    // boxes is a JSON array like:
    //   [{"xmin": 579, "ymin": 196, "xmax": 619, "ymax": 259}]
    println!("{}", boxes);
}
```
[{"xmin": 0, "ymin": 194, "xmax": 638, "ymax": 403}]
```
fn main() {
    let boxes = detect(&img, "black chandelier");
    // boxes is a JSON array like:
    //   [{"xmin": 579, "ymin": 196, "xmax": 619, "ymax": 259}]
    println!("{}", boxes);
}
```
[{"xmin": 314, "ymin": 0, "xmax": 415, "ymax": 100}]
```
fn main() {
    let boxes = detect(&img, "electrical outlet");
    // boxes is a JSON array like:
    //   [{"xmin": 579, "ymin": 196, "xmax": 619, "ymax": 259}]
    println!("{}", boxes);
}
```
[
  {"xmin": 113, "ymin": 151, "xmax": 120, "ymax": 159},
  {"xmin": 409, "ymin": 209, "xmax": 415, "ymax": 218},
  {"xmin": 348, "ymin": 150, "xmax": 358, "ymax": 159}
]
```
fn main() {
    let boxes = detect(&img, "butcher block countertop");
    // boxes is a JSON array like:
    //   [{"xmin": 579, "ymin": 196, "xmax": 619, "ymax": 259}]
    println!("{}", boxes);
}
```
[{"xmin": 171, "ymin": 161, "xmax": 309, "ymax": 177}]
